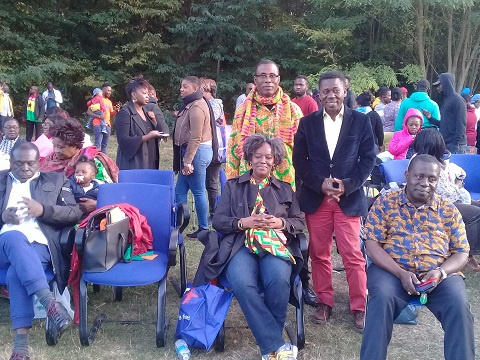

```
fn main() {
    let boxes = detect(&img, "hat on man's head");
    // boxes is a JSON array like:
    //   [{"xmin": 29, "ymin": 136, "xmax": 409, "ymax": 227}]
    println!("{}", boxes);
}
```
[
  {"xmin": 400, "ymin": 87, "xmax": 408, "ymax": 95},
  {"xmin": 92, "ymin": 88, "xmax": 102, "ymax": 97},
  {"xmin": 416, "ymin": 79, "xmax": 430, "ymax": 91},
  {"xmin": 472, "ymin": 94, "xmax": 480, "ymax": 104},
  {"xmin": 432, "ymin": 79, "xmax": 441, "ymax": 86},
  {"xmin": 461, "ymin": 88, "xmax": 471, "ymax": 95}
]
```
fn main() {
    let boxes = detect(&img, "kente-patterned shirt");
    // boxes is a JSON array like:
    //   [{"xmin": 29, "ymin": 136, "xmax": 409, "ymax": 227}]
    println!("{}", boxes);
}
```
[{"xmin": 364, "ymin": 189, "xmax": 469, "ymax": 275}]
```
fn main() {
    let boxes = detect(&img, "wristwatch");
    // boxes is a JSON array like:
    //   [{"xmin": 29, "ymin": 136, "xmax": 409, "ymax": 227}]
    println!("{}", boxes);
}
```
[{"xmin": 436, "ymin": 267, "xmax": 447, "ymax": 281}]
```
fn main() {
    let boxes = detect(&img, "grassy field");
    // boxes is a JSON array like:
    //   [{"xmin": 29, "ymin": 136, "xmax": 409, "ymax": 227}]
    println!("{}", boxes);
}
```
[{"xmin": 0, "ymin": 136, "xmax": 479, "ymax": 360}]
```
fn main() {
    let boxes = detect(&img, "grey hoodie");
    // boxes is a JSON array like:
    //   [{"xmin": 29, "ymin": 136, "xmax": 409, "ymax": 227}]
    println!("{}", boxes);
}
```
[{"xmin": 438, "ymin": 73, "xmax": 466, "ymax": 152}]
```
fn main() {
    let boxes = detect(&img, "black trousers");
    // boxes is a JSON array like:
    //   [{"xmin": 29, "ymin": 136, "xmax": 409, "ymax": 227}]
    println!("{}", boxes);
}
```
[
  {"xmin": 205, "ymin": 162, "xmax": 221, "ymax": 217},
  {"xmin": 26, "ymin": 120, "xmax": 42, "ymax": 142}
]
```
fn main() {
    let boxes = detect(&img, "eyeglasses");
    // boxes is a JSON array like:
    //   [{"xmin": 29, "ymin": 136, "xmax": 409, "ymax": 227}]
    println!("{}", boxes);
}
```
[
  {"xmin": 3, "ymin": 126, "xmax": 18, "ymax": 130},
  {"xmin": 254, "ymin": 74, "xmax": 280, "ymax": 81}
]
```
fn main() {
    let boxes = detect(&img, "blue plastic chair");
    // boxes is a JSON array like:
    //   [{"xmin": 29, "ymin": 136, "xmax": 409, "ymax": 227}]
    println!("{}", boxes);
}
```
[
  {"xmin": 449, "ymin": 154, "xmax": 480, "ymax": 200},
  {"xmin": 379, "ymin": 159, "xmax": 409, "ymax": 185},
  {"xmin": 75, "ymin": 183, "xmax": 189, "ymax": 347},
  {"xmin": 118, "ymin": 169, "xmax": 188, "ymax": 296}
]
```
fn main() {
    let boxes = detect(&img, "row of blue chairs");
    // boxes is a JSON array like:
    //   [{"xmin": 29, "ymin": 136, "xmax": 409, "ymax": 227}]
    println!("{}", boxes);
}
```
[{"xmin": 379, "ymin": 154, "xmax": 480, "ymax": 200}]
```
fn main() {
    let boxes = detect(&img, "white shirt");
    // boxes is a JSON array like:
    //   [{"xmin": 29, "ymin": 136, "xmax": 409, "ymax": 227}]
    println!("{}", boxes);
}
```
[
  {"xmin": 323, "ymin": 105, "xmax": 344, "ymax": 159},
  {"xmin": 1, "ymin": 93, "xmax": 12, "ymax": 116},
  {"xmin": 0, "ymin": 172, "xmax": 49, "ymax": 245},
  {"xmin": 236, "ymin": 94, "xmax": 247, "ymax": 110}
]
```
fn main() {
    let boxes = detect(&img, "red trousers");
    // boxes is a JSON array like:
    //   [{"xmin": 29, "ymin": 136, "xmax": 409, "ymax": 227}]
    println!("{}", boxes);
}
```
[{"xmin": 306, "ymin": 197, "xmax": 366, "ymax": 312}]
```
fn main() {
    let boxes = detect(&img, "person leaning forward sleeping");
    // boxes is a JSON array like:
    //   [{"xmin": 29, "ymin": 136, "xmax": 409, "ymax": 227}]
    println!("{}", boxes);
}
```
[{"xmin": 193, "ymin": 134, "xmax": 305, "ymax": 360}]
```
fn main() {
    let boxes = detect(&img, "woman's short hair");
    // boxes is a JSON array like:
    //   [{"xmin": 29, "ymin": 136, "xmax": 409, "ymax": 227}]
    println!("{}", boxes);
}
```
[
  {"xmin": 412, "ymin": 128, "xmax": 446, "ymax": 164},
  {"xmin": 125, "ymin": 77, "xmax": 150, "ymax": 101},
  {"xmin": 200, "ymin": 78, "xmax": 217, "ymax": 97},
  {"xmin": 51, "ymin": 117, "xmax": 85, "ymax": 149},
  {"xmin": 356, "ymin": 92, "xmax": 373, "ymax": 107},
  {"xmin": 45, "ymin": 106, "xmax": 69, "ymax": 118},
  {"xmin": 391, "ymin": 87, "xmax": 403, "ymax": 102},
  {"xmin": 243, "ymin": 134, "xmax": 285, "ymax": 166}
]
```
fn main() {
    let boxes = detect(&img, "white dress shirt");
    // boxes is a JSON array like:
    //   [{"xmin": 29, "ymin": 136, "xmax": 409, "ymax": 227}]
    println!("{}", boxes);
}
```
[
  {"xmin": 0, "ymin": 172, "xmax": 49, "ymax": 245},
  {"xmin": 1, "ymin": 93, "xmax": 12, "ymax": 116},
  {"xmin": 323, "ymin": 105, "xmax": 344, "ymax": 159}
]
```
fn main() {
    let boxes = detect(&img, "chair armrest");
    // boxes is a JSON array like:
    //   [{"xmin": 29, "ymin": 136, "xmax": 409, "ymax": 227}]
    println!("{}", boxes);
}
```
[
  {"xmin": 296, "ymin": 233, "xmax": 308, "ymax": 254},
  {"xmin": 176, "ymin": 203, "xmax": 190, "ymax": 233},
  {"xmin": 168, "ymin": 228, "xmax": 180, "ymax": 267},
  {"xmin": 59, "ymin": 226, "xmax": 76, "ymax": 259},
  {"xmin": 74, "ymin": 228, "xmax": 86, "ymax": 256}
]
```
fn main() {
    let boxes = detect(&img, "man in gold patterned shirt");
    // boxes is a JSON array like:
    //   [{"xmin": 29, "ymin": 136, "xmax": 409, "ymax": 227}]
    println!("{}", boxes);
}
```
[{"xmin": 361, "ymin": 154, "xmax": 474, "ymax": 360}]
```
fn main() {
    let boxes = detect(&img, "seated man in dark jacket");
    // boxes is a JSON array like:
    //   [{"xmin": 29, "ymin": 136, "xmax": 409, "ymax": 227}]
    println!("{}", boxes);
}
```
[
  {"xmin": 0, "ymin": 141, "xmax": 83, "ymax": 360},
  {"xmin": 194, "ymin": 134, "xmax": 305, "ymax": 360}
]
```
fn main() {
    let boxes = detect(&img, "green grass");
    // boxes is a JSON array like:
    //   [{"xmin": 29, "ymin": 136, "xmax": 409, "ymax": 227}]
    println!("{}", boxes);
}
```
[{"xmin": 1, "ymin": 135, "xmax": 479, "ymax": 359}]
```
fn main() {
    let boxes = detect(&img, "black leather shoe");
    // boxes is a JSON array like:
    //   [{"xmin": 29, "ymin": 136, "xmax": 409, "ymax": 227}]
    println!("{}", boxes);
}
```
[
  {"xmin": 186, "ymin": 228, "xmax": 208, "ymax": 239},
  {"xmin": 303, "ymin": 287, "xmax": 319, "ymax": 307}
]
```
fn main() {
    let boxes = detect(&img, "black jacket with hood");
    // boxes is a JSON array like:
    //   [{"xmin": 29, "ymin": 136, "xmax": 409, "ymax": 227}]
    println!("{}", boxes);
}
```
[{"xmin": 438, "ymin": 73, "xmax": 467, "ymax": 152}]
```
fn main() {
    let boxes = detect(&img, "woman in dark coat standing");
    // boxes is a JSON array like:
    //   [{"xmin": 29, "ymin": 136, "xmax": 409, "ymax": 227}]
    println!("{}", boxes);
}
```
[{"xmin": 115, "ymin": 77, "xmax": 166, "ymax": 170}]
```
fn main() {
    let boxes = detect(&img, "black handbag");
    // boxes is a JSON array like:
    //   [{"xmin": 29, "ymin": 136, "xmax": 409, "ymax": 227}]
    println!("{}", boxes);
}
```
[{"xmin": 83, "ymin": 207, "xmax": 132, "ymax": 273}]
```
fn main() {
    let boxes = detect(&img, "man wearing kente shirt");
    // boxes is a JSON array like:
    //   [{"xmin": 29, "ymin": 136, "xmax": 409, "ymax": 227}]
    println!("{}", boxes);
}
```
[
  {"xmin": 22, "ymin": 86, "xmax": 45, "ymax": 142},
  {"xmin": 226, "ymin": 59, "xmax": 302, "ymax": 188}
]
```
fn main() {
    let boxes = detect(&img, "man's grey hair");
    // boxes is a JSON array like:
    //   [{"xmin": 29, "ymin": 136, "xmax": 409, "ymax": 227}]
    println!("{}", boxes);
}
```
[{"xmin": 243, "ymin": 134, "xmax": 285, "ymax": 166}]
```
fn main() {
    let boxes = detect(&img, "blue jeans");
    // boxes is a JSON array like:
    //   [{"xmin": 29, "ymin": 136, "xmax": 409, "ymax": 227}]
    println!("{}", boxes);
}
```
[
  {"xmin": 224, "ymin": 246, "xmax": 292, "ymax": 355},
  {"xmin": 361, "ymin": 265, "xmax": 475, "ymax": 360},
  {"xmin": 0, "ymin": 231, "xmax": 51, "ymax": 329},
  {"xmin": 175, "ymin": 144, "xmax": 212, "ymax": 229},
  {"xmin": 93, "ymin": 125, "xmax": 111, "ymax": 153}
]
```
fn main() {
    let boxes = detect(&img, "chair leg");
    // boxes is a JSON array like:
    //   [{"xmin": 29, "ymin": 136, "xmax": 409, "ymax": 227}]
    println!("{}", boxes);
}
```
[
  {"xmin": 79, "ymin": 279, "xmax": 90, "ymax": 346},
  {"xmin": 179, "ymin": 241, "xmax": 187, "ymax": 296},
  {"xmin": 79, "ymin": 279, "xmax": 106, "ymax": 346},
  {"xmin": 296, "ymin": 279, "xmax": 305, "ymax": 350},
  {"xmin": 214, "ymin": 322, "xmax": 225, "ymax": 352},
  {"xmin": 156, "ymin": 276, "xmax": 167, "ymax": 348},
  {"xmin": 112, "ymin": 286, "xmax": 123, "ymax": 302}
]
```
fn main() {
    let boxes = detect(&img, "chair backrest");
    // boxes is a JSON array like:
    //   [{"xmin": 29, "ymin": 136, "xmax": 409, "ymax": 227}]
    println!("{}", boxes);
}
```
[
  {"xmin": 97, "ymin": 183, "xmax": 172, "ymax": 256},
  {"xmin": 449, "ymin": 154, "xmax": 480, "ymax": 193},
  {"xmin": 379, "ymin": 160, "xmax": 409, "ymax": 185},
  {"xmin": 118, "ymin": 170, "xmax": 175, "ymax": 202}
]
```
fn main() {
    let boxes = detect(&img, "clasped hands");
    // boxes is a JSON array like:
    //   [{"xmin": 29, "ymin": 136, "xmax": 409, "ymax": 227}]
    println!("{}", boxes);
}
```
[
  {"xmin": 242, "ymin": 213, "xmax": 283, "ymax": 230},
  {"xmin": 322, "ymin": 178, "xmax": 345, "ymax": 202},
  {"xmin": 1, "ymin": 197, "xmax": 44, "ymax": 224}
]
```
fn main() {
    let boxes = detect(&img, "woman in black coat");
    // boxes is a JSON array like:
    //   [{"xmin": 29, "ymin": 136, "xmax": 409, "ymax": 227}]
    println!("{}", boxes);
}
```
[
  {"xmin": 115, "ymin": 77, "xmax": 167, "ymax": 170},
  {"xmin": 194, "ymin": 134, "xmax": 305, "ymax": 360}
]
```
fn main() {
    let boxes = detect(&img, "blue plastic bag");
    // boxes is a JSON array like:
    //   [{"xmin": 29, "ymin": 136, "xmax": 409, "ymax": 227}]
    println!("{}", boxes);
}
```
[{"xmin": 175, "ymin": 283, "xmax": 233, "ymax": 350}]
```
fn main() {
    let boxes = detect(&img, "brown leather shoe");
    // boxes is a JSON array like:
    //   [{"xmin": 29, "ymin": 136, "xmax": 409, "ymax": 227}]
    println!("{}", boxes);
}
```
[
  {"xmin": 353, "ymin": 311, "xmax": 365, "ymax": 332},
  {"xmin": 312, "ymin": 303, "xmax": 332, "ymax": 324}
]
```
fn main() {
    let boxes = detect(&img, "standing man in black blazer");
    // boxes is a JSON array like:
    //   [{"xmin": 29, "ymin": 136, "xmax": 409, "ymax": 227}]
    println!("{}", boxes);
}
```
[{"xmin": 293, "ymin": 71, "xmax": 376, "ymax": 331}]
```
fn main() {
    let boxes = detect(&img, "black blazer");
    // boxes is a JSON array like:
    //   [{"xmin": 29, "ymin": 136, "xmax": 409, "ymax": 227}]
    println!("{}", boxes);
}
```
[
  {"xmin": 115, "ymin": 101, "xmax": 163, "ymax": 170},
  {"xmin": 293, "ymin": 106, "xmax": 376, "ymax": 216}
]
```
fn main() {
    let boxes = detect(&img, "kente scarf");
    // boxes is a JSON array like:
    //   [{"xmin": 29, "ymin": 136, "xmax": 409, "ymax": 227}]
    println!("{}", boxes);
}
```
[
  {"xmin": 244, "ymin": 176, "xmax": 295, "ymax": 264},
  {"xmin": 0, "ymin": 136, "xmax": 18, "ymax": 155},
  {"xmin": 226, "ymin": 86, "xmax": 302, "ymax": 187}
]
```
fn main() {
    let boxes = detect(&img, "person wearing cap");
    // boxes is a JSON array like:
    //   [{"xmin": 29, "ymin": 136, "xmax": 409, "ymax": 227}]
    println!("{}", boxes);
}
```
[
  {"xmin": 461, "ymin": 88, "xmax": 471, "ymax": 96},
  {"xmin": 472, "ymin": 94, "xmax": 480, "ymax": 121},
  {"xmin": 434, "ymin": 73, "xmax": 467, "ymax": 154},
  {"xmin": 400, "ymin": 87, "xmax": 408, "ymax": 99},
  {"xmin": 394, "ymin": 79, "xmax": 440, "ymax": 131}
]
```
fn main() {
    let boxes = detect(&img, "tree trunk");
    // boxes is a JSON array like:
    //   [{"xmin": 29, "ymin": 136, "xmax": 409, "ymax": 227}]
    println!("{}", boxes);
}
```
[
  {"xmin": 414, "ymin": 0, "xmax": 426, "ymax": 75},
  {"xmin": 446, "ymin": 9, "xmax": 453, "ymax": 72}
]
